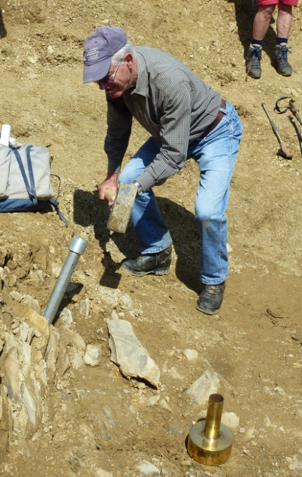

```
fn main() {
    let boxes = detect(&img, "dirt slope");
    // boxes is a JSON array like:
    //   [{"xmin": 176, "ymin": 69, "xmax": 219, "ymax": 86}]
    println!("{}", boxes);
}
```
[{"xmin": 1, "ymin": 1, "xmax": 302, "ymax": 476}]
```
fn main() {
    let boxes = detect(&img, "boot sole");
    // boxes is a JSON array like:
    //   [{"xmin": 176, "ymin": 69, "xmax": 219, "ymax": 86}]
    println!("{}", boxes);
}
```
[
  {"xmin": 248, "ymin": 71, "xmax": 261, "ymax": 79},
  {"xmin": 121, "ymin": 265, "xmax": 170, "ymax": 276},
  {"xmin": 196, "ymin": 303, "xmax": 220, "ymax": 315},
  {"xmin": 277, "ymin": 71, "xmax": 292, "ymax": 77}
]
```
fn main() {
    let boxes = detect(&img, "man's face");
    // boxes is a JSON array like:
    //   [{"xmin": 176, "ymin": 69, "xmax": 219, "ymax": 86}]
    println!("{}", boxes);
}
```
[{"xmin": 95, "ymin": 55, "xmax": 133, "ymax": 98}]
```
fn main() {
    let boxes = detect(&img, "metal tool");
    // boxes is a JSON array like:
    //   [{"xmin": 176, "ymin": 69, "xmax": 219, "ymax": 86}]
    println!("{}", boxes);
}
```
[
  {"xmin": 275, "ymin": 97, "xmax": 302, "ymax": 126},
  {"xmin": 262, "ymin": 102, "xmax": 293, "ymax": 159},
  {"xmin": 187, "ymin": 393, "xmax": 233, "ymax": 466},
  {"xmin": 288, "ymin": 113, "xmax": 302, "ymax": 156},
  {"xmin": 43, "ymin": 236, "xmax": 88, "ymax": 325},
  {"xmin": 289, "ymin": 99, "xmax": 302, "ymax": 126},
  {"xmin": 105, "ymin": 182, "xmax": 137, "ymax": 234}
]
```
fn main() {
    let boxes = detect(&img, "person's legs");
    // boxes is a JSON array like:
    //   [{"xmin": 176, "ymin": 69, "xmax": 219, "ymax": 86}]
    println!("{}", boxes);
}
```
[
  {"xmin": 189, "ymin": 101, "xmax": 243, "ymax": 313},
  {"xmin": 247, "ymin": 3, "xmax": 276, "ymax": 78},
  {"xmin": 276, "ymin": 2, "xmax": 293, "ymax": 37},
  {"xmin": 118, "ymin": 137, "xmax": 172, "ymax": 254},
  {"xmin": 119, "ymin": 138, "xmax": 173, "ymax": 276},
  {"xmin": 274, "ymin": 2, "xmax": 294, "ymax": 75},
  {"xmin": 252, "ymin": 4, "xmax": 276, "ymax": 40}
]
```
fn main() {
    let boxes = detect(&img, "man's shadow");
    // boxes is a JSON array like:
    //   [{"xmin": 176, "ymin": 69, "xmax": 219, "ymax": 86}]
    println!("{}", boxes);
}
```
[
  {"xmin": 0, "ymin": 10, "xmax": 7, "ymax": 38},
  {"xmin": 229, "ymin": 0, "xmax": 277, "ymax": 64},
  {"xmin": 73, "ymin": 189, "xmax": 201, "ymax": 294}
]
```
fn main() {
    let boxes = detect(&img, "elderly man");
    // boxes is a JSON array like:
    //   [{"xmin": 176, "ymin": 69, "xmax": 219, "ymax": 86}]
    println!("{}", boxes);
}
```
[{"xmin": 83, "ymin": 26, "xmax": 243, "ymax": 315}]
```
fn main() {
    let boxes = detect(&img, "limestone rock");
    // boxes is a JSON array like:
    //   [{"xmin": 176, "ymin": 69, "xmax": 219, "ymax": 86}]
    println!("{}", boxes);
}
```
[{"xmin": 107, "ymin": 317, "xmax": 160, "ymax": 388}]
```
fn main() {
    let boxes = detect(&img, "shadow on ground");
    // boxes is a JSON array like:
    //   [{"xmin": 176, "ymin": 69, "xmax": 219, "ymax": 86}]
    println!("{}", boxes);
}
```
[
  {"xmin": 73, "ymin": 190, "xmax": 201, "ymax": 293},
  {"xmin": 0, "ymin": 10, "xmax": 7, "ymax": 39}
]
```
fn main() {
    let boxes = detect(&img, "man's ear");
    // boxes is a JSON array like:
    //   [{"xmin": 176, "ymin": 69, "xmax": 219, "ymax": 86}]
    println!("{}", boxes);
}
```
[{"xmin": 124, "ymin": 53, "xmax": 133, "ymax": 68}]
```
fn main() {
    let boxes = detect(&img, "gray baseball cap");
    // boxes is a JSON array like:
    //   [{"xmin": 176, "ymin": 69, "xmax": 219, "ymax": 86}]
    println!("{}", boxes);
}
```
[{"xmin": 83, "ymin": 26, "xmax": 127, "ymax": 83}]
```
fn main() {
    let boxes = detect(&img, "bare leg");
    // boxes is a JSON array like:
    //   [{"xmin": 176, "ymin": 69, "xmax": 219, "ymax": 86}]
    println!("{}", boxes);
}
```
[
  {"xmin": 276, "ymin": 4, "xmax": 293, "ymax": 39},
  {"xmin": 252, "ymin": 5, "xmax": 275, "ymax": 40}
]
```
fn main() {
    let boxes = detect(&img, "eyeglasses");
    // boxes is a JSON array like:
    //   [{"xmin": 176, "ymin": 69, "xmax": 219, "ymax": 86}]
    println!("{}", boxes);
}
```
[{"xmin": 99, "ymin": 60, "xmax": 123, "ymax": 85}]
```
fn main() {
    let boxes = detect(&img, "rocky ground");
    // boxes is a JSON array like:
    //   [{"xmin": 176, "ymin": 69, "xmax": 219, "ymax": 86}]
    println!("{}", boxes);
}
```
[{"xmin": 1, "ymin": 1, "xmax": 302, "ymax": 476}]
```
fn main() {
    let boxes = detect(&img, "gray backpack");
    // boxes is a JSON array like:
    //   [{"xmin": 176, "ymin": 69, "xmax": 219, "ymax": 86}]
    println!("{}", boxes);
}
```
[{"xmin": 0, "ymin": 142, "xmax": 68, "ymax": 226}]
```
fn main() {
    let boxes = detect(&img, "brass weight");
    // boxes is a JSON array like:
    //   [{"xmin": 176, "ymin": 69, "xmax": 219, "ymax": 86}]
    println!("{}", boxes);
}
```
[{"xmin": 187, "ymin": 394, "xmax": 233, "ymax": 466}]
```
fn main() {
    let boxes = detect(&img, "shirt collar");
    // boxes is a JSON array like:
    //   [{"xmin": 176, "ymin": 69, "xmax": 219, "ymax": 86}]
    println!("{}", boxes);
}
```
[{"xmin": 131, "ymin": 50, "xmax": 148, "ymax": 97}]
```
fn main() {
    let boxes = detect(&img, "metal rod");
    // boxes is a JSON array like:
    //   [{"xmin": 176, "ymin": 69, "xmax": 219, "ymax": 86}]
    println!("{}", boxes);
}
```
[
  {"xmin": 262, "ymin": 102, "xmax": 283, "ymax": 143},
  {"xmin": 289, "ymin": 114, "xmax": 302, "ymax": 156},
  {"xmin": 204, "ymin": 393, "xmax": 224, "ymax": 440},
  {"xmin": 262, "ymin": 102, "xmax": 293, "ymax": 159},
  {"xmin": 43, "ymin": 237, "xmax": 87, "ymax": 325}
]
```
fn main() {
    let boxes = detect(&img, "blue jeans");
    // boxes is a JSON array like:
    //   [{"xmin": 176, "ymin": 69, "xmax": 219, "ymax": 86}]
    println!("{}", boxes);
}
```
[{"xmin": 118, "ymin": 100, "xmax": 243, "ymax": 285}]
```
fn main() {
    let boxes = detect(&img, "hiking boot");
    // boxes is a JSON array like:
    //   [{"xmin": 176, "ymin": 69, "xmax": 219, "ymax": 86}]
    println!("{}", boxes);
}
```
[
  {"xmin": 196, "ymin": 282, "xmax": 226, "ymax": 315},
  {"xmin": 121, "ymin": 245, "xmax": 172, "ymax": 276},
  {"xmin": 246, "ymin": 44, "xmax": 262, "ymax": 79},
  {"xmin": 275, "ymin": 44, "xmax": 292, "ymax": 76}
]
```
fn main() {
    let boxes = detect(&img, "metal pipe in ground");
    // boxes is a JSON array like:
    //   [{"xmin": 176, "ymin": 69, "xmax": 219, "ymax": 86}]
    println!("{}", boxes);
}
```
[{"xmin": 43, "ymin": 236, "xmax": 88, "ymax": 325}]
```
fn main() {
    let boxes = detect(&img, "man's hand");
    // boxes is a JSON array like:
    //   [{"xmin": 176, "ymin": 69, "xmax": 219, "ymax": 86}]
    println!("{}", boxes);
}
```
[{"xmin": 98, "ymin": 172, "xmax": 118, "ymax": 209}]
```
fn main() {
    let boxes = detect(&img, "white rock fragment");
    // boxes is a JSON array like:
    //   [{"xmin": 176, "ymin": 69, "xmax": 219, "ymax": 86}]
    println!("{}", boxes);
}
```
[
  {"xmin": 51, "ymin": 263, "xmax": 62, "ymax": 278},
  {"xmin": 23, "ymin": 295, "xmax": 40, "ymax": 313},
  {"xmin": 3, "ymin": 346, "xmax": 20, "ymax": 401},
  {"xmin": 96, "ymin": 468, "xmax": 113, "ymax": 477},
  {"xmin": 59, "ymin": 307, "xmax": 73, "ymax": 324},
  {"xmin": 79, "ymin": 298, "xmax": 90, "ymax": 317},
  {"xmin": 222, "ymin": 411, "xmax": 240, "ymax": 430},
  {"xmin": 227, "ymin": 242, "xmax": 233, "ymax": 253},
  {"xmin": 286, "ymin": 456, "xmax": 302, "ymax": 471},
  {"xmin": 27, "ymin": 54, "xmax": 39, "ymax": 64},
  {"xmin": 84, "ymin": 344, "xmax": 102, "ymax": 366},
  {"xmin": 183, "ymin": 370, "xmax": 220, "ymax": 405},
  {"xmin": 10, "ymin": 290, "xmax": 23, "ymax": 302},
  {"xmin": 148, "ymin": 395, "xmax": 160, "ymax": 406},
  {"xmin": 72, "ymin": 352, "xmax": 83, "ymax": 370},
  {"xmin": 159, "ymin": 399, "xmax": 172, "ymax": 413},
  {"xmin": 98, "ymin": 287, "xmax": 132, "ymax": 310},
  {"xmin": 183, "ymin": 349, "xmax": 198, "ymax": 361},
  {"xmin": 63, "ymin": 329, "xmax": 86, "ymax": 353},
  {"xmin": 107, "ymin": 317, "xmax": 160, "ymax": 388},
  {"xmin": 21, "ymin": 382, "xmax": 37, "ymax": 426},
  {"xmin": 136, "ymin": 461, "xmax": 161, "ymax": 476}
]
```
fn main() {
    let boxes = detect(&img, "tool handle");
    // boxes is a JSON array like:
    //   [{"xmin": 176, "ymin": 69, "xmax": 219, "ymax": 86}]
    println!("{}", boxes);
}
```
[
  {"xmin": 279, "ymin": 141, "xmax": 293, "ymax": 159},
  {"xmin": 289, "ymin": 114, "xmax": 302, "ymax": 154},
  {"xmin": 289, "ymin": 99, "xmax": 302, "ymax": 126},
  {"xmin": 289, "ymin": 99, "xmax": 299, "ymax": 114},
  {"xmin": 262, "ymin": 102, "xmax": 282, "ymax": 144},
  {"xmin": 288, "ymin": 114, "xmax": 299, "ymax": 134}
]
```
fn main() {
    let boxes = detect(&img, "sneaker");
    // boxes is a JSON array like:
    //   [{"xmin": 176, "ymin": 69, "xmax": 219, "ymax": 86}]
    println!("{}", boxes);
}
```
[
  {"xmin": 121, "ymin": 245, "xmax": 172, "ymax": 276},
  {"xmin": 246, "ymin": 44, "xmax": 262, "ymax": 79},
  {"xmin": 196, "ymin": 282, "xmax": 226, "ymax": 315},
  {"xmin": 275, "ymin": 44, "xmax": 292, "ymax": 76}
]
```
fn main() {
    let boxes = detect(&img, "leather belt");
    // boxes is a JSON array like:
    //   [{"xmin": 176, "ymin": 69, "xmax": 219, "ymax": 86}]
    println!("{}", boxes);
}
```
[{"xmin": 206, "ymin": 98, "xmax": 226, "ymax": 134}]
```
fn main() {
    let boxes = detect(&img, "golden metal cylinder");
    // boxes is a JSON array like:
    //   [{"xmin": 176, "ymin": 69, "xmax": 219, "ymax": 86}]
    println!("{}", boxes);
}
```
[
  {"xmin": 204, "ymin": 393, "xmax": 224, "ymax": 440},
  {"xmin": 187, "ymin": 393, "xmax": 233, "ymax": 466}
]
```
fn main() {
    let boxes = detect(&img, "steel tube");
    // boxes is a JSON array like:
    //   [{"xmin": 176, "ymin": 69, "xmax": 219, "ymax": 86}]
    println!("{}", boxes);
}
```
[{"xmin": 43, "ymin": 237, "xmax": 87, "ymax": 325}]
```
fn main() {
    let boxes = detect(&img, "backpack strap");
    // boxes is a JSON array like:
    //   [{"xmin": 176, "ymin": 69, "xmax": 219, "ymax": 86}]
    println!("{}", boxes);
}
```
[
  {"xmin": 12, "ymin": 146, "xmax": 38, "ymax": 204},
  {"xmin": 11, "ymin": 145, "xmax": 68, "ymax": 227},
  {"xmin": 50, "ymin": 173, "xmax": 69, "ymax": 227}
]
